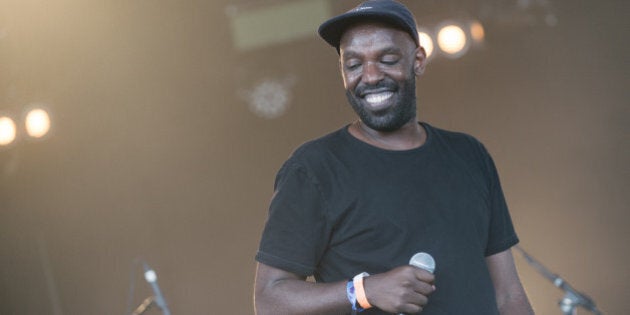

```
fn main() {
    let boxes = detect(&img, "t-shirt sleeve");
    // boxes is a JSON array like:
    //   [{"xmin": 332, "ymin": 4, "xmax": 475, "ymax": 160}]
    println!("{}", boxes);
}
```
[
  {"xmin": 480, "ymin": 146, "xmax": 519, "ymax": 256},
  {"xmin": 255, "ymin": 160, "xmax": 330, "ymax": 276}
]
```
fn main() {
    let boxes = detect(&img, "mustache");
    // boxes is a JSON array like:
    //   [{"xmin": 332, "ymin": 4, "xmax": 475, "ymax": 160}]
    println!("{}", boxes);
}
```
[{"xmin": 354, "ymin": 78, "xmax": 398, "ymax": 96}]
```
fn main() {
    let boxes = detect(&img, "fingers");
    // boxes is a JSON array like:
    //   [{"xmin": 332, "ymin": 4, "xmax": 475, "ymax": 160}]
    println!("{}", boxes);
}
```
[
  {"xmin": 362, "ymin": 266, "xmax": 436, "ymax": 313},
  {"xmin": 398, "ymin": 304, "xmax": 424, "ymax": 315},
  {"xmin": 410, "ymin": 265, "xmax": 435, "ymax": 284},
  {"xmin": 402, "ymin": 276, "xmax": 433, "ymax": 307},
  {"xmin": 410, "ymin": 277, "xmax": 435, "ymax": 296}
]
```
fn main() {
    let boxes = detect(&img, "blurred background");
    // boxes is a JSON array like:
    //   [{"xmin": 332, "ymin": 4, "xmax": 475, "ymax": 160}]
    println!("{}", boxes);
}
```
[{"xmin": 0, "ymin": 0, "xmax": 627, "ymax": 314}]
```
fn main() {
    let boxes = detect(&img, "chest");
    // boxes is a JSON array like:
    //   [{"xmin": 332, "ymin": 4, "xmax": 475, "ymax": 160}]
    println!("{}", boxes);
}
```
[{"xmin": 325, "ymin": 153, "xmax": 491, "ymax": 268}]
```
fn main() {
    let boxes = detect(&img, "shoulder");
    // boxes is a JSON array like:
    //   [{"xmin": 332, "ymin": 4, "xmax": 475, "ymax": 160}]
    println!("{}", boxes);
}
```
[
  {"xmin": 288, "ymin": 126, "xmax": 349, "ymax": 164},
  {"xmin": 425, "ymin": 123, "xmax": 488, "ymax": 156},
  {"xmin": 424, "ymin": 123, "xmax": 498, "ymax": 179},
  {"xmin": 275, "ymin": 126, "xmax": 349, "ymax": 181}
]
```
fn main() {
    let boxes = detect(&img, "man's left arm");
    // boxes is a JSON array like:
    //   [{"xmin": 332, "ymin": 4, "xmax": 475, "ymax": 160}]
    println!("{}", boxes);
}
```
[{"xmin": 486, "ymin": 248, "xmax": 535, "ymax": 315}]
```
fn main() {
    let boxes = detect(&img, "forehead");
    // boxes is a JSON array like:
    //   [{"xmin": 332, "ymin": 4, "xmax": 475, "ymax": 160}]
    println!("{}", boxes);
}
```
[{"xmin": 339, "ymin": 22, "xmax": 415, "ymax": 55}]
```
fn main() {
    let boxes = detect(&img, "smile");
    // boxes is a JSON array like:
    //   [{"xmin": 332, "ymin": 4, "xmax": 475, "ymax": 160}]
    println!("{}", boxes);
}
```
[{"xmin": 364, "ymin": 91, "xmax": 394, "ymax": 110}]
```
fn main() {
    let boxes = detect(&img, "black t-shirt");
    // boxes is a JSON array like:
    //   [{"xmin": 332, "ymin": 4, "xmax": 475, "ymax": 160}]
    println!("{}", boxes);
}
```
[{"xmin": 256, "ymin": 123, "xmax": 518, "ymax": 314}]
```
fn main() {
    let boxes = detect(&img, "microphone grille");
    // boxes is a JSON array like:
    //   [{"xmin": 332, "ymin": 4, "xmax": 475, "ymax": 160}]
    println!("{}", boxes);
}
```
[{"xmin": 409, "ymin": 252, "xmax": 435, "ymax": 274}]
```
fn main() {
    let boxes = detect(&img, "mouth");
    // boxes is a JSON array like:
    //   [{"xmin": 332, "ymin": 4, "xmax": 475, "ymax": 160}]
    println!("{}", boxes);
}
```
[{"xmin": 362, "ymin": 91, "xmax": 394, "ymax": 111}]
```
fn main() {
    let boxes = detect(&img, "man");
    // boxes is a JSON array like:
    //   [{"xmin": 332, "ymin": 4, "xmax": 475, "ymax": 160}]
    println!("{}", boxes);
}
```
[{"xmin": 254, "ymin": 1, "xmax": 534, "ymax": 314}]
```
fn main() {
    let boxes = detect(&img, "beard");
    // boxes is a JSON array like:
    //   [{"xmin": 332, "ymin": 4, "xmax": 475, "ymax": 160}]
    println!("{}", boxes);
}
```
[{"xmin": 345, "ymin": 73, "xmax": 417, "ymax": 132}]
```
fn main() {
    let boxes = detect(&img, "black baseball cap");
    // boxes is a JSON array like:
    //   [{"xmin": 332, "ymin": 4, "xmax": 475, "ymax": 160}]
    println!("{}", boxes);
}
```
[{"xmin": 318, "ymin": 0, "xmax": 419, "ymax": 52}]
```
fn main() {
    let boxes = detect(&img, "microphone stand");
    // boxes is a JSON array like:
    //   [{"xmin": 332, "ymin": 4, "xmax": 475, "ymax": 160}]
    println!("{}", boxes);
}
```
[
  {"xmin": 130, "ymin": 296, "xmax": 155, "ymax": 315},
  {"xmin": 513, "ymin": 246, "xmax": 603, "ymax": 315}
]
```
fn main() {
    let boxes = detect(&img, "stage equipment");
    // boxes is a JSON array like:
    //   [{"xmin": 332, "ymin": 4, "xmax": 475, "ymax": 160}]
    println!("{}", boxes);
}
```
[
  {"xmin": 130, "ymin": 296, "xmax": 155, "ymax": 315},
  {"xmin": 128, "ymin": 261, "xmax": 172, "ymax": 315},
  {"xmin": 25, "ymin": 108, "xmax": 51, "ymax": 138},
  {"xmin": 514, "ymin": 246, "xmax": 603, "ymax": 315},
  {"xmin": 436, "ymin": 21, "xmax": 470, "ymax": 59},
  {"xmin": 241, "ymin": 76, "xmax": 296, "ymax": 119},
  {"xmin": 469, "ymin": 20, "xmax": 485, "ymax": 44},
  {"xmin": 226, "ymin": 0, "xmax": 330, "ymax": 51},
  {"xmin": 0, "ymin": 116, "xmax": 16, "ymax": 146},
  {"xmin": 417, "ymin": 28, "xmax": 435, "ymax": 59},
  {"xmin": 142, "ymin": 262, "xmax": 171, "ymax": 315}
]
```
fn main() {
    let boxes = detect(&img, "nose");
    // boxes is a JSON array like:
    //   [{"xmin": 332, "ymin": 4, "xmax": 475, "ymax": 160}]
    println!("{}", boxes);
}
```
[{"xmin": 361, "ymin": 61, "xmax": 383, "ymax": 85}]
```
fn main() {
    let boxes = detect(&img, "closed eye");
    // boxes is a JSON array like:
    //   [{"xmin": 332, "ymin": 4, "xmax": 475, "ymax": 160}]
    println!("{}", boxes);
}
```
[
  {"xmin": 381, "ymin": 55, "xmax": 400, "ymax": 65},
  {"xmin": 345, "ymin": 61, "xmax": 361, "ymax": 70}
]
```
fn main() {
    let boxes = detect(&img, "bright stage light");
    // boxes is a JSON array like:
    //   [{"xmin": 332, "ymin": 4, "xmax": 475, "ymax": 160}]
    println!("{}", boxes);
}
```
[
  {"xmin": 437, "ymin": 23, "xmax": 469, "ymax": 58},
  {"xmin": 469, "ymin": 21, "xmax": 485, "ymax": 44},
  {"xmin": 417, "ymin": 30, "xmax": 434, "ymax": 59},
  {"xmin": 0, "ymin": 116, "xmax": 17, "ymax": 146},
  {"xmin": 25, "ymin": 108, "xmax": 51, "ymax": 138}
]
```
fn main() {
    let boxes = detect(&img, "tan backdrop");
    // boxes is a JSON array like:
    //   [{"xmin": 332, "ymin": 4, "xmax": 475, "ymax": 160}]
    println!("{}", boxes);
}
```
[{"xmin": 0, "ymin": 0, "xmax": 627, "ymax": 314}]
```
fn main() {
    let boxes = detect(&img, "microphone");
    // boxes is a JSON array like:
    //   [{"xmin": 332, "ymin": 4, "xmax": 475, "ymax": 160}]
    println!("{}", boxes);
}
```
[
  {"xmin": 142, "ymin": 262, "xmax": 172, "ymax": 315},
  {"xmin": 399, "ymin": 252, "xmax": 435, "ymax": 315},
  {"xmin": 409, "ymin": 252, "xmax": 435, "ymax": 274}
]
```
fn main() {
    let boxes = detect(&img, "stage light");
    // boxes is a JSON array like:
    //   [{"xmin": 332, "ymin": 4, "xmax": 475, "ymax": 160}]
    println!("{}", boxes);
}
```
[
  {"xmin": 0, "ymin": 116, "xmax": 17, "ymax": 146},
  {"xmin": 241, "ymin": 76, "xmax": 296, "ymax": 119},
  {"xmin": 469, "ymin": 20, "xmax": 485, "ymax": 44},
  {"xmin": 25, "ymin": 108, "xmax": 51, "ymax": 138},
  {"xmin": 417, "ymin": 29, "xmax": 434, "ymax": 59},
  {"xmin": 437, "ymin": 22, "xmax": 469, "ymax": 59}
]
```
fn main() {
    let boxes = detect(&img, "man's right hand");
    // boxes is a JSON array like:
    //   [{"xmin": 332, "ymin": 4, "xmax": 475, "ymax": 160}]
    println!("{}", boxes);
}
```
[
  {"xmin": 254, "ymin": 263, "xmax": 434, "ymax": 315},
  {"xmin": 363, "ymin": 265, "xmax": 436, "ymax": 314}
]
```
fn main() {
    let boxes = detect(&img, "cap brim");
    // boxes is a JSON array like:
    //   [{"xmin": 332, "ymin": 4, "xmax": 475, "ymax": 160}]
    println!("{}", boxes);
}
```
[{"xmin": 318, "ymin": 11, "xmax": 414, "ymax": 50}]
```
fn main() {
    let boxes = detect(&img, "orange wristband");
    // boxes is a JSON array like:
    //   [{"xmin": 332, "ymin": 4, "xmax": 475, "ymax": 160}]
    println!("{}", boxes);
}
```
[{"xmin": 353, "ymin": 272, "xmax": 372, "ymax": 309}]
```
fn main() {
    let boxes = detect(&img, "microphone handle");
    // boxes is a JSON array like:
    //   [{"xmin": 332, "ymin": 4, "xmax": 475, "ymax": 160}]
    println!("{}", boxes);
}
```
[{"xmin": 399, "ymin": 253, "xmax": 435, "ymax": 315}]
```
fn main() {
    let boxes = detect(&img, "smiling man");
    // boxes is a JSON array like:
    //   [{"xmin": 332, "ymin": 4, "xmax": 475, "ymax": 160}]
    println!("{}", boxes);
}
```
[{"xmin": 254, "ymin": 1, "xmax": 534, "ymax": 314}]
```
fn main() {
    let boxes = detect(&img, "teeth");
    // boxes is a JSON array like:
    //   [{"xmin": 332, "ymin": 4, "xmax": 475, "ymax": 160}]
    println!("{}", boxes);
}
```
[{"xmin": 365, "ymin": 92, "xmax": 393, "ymax": 104}]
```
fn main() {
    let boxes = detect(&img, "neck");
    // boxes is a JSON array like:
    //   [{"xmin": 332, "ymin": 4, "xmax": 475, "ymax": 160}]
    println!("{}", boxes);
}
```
[{"xmin": 348, "ymin": 119, "xmax": 426, "ymax": 151}]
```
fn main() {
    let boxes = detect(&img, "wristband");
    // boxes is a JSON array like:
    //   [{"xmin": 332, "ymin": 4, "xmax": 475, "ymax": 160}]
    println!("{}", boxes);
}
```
[
  {"xmin": 353, "ymin": 272, "xmax": 372, "ymax": 310},
  {"xmin": 346, "ymin": 280, "xmax": 359, "ymax": 311}
]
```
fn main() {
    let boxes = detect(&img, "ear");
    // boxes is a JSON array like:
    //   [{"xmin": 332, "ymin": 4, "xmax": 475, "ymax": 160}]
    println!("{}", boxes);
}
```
[
  {"xmin": 338, "ymin": 57, "xmax": 350, "ymax": 89},
  {"xmin": 414, "ymin": 46, "xmax": 427, "ymax": 76}
]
